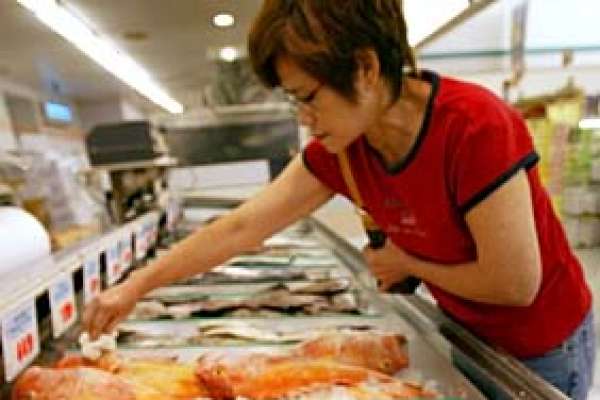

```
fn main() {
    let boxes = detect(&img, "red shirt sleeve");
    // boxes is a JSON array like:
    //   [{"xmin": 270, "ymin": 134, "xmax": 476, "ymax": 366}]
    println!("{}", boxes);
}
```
[
  {"xmin": 449, "ymin": 104, "xmax": 539, "ymax": 214},
  {"xmin": 302, "ymin": 139, "xmax": 349, "ymax": 196}
]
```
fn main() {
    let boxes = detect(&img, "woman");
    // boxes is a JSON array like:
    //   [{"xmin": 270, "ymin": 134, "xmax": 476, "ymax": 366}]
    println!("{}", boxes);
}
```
[{"xmin": 84, "ymin": 1, "xmax": 595, "ymax": 398}]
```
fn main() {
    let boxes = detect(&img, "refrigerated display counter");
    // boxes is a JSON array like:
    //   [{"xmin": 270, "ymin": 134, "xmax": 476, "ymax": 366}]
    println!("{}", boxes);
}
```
[{"xmin": 0, "ymin": 202, "xmax": 568, "ymax": 399}]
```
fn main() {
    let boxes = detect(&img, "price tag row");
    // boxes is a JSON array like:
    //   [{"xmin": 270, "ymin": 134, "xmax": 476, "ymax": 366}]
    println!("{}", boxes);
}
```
[{"xmin": 0, "ymin": 211, "xmax": 162, "ymax": 382}]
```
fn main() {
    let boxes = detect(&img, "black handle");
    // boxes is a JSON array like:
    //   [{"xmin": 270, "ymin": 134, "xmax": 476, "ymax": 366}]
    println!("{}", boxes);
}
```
[
  {"xmin": 366, "ymin": 229, "xmax": 386, "ymax": 249},
  {"xmin": 366, "ymin": 229, "xmax": 421, "ymax": 294},
  {"xmin": 387, "ymin": 276, "xmax": 421, "ymax": 294}
]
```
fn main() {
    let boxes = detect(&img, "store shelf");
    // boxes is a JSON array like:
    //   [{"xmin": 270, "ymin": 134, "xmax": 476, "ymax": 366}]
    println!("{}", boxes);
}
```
[
  {"xmin": 0, "ymin": 211, "xmax": 160, "ymax": 316},
  {"xmin": 0, "ymin": 203, "xmax": 571, "ymax": 398}
]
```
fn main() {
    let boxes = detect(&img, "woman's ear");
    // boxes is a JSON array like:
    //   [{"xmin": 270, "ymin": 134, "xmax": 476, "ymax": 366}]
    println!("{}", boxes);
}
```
[{"xmin": 354, "ymin": 48, "xmax": 381, "ymax": 94}]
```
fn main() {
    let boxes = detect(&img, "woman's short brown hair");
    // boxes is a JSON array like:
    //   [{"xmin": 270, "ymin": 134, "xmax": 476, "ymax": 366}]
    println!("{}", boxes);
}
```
[{"xmin": 248, "ymin": 0, "xmax": 415, "ymax": 102}]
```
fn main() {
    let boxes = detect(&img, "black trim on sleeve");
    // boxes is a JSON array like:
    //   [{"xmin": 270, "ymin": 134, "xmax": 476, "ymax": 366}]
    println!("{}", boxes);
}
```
[{"xmin": 459, "ymin": 151, "xmax": 540, "ymax": 214}]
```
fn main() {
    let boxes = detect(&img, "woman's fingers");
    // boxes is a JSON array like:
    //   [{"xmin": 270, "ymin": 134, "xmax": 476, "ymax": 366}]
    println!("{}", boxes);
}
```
[
  {"xmin": 82, "ymin": 285, "xmax": 130, "ymax": 339},
  {"xmin": 105, "ymin": 313, "xmax": 123, "ymax": 336},
  {"xmin": 376, "ymin": 273, "xmax": 395, "ymax": 291},
  {"xmin": 82, "ymin": 297, "xmax": 99, "ymax": 335},
  {"xmin": 89, "ymin": 307, "xmax": 113, "ymax": 340}
]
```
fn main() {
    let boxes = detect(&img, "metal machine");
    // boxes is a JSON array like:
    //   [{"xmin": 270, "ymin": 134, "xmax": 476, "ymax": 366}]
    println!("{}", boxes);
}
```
[{"xmin": 85, "ymin": 121, "xmax": 177, "ymax": 223}]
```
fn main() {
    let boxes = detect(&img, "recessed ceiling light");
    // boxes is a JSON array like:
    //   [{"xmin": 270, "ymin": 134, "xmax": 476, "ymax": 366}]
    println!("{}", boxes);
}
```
[
  {"xmin": 219, "ymin": 47, "xmax": 238, "ymax": 62},
  {"xmin": 123, "ymin": 30, "xmax": 149, "ymax": 42},
  {"xmin": 212, "ymin": 13, "xmax": 235, "ymax": 28}
]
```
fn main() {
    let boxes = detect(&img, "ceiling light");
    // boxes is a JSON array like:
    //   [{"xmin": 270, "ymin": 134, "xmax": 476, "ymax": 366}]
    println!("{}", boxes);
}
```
[
  {"xmin": 579, "ymin": 118, "xmax": 600, "ymax": 130},
  {"xmin": 212, "ymin": 13, "xmax": 235, "ymax": 28},
  {"xmin": 16, "ymin": 0, "xmax": 183, "ymax": 114},
  {"xmin": 219, "ymin": 47, "xmax": 239, "ymax": 62},
  {"xmin": 123, "ymin": 30, "xmax": 149, "ymax": 42}
]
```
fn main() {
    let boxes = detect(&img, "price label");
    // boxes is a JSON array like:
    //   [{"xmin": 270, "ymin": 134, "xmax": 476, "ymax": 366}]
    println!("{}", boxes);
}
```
[
  {"xmin": 49, "ymin": 273, "xmax": 77, "ymax": 338},
  {"xmin": 83, "ymin": 255, "xmax": 101, "ymax": 303},
  {"xmin": 120, "ymin": 236, "xmax": 133, "ymax": 270},
  {"xmin": 2, "ymin": 299, "xmax": 40, "ymax": 381},
  {"xmin": 106, "ymin": 243, "xmax": 122, "ymax": 286}
]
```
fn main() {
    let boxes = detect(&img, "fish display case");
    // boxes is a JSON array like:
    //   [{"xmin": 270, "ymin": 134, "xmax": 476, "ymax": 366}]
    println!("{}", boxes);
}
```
[{"xmin": 3, "ymin": 202, "xmax": 569, "ymax": 399}]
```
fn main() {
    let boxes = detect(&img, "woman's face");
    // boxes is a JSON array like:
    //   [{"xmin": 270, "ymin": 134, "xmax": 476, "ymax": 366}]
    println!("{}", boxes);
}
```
[{"xmin": 275, "ymin": 55, "xmax": 380, "ymax": 154}]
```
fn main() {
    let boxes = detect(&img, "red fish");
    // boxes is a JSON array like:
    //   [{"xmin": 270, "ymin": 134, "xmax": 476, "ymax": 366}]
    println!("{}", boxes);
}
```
[
  {"xmin": 13, "ymin": 355, "xmax": 208, "ymax": 399},
  {"xmin": 196, "ymin": 332, "xmax": 423, "ymax": 399}
]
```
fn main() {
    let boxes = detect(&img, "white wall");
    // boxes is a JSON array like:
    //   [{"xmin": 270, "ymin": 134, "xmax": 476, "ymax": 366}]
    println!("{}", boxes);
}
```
[
  {"xmin": 168, "ymin": 159, "xmax": 270, "ymax": 192},
  {"xmin": 120, "ymin": 99, "xmax": 147, "ymax": 121},
  {"xmin": 77, "ymin": 98, "xmax": 148, "ymax": 133},
  {"xmin": 526, "ymin": 0, "xmax": 600, "ymax": 49},
  {"xmin": 77, "ymin": 99, "xmax": 123, "ymax": 133},
  {"xmin": 433, "ymin": 65, "xmax": 600, "ymax": 100},
  {"xmin": 0, "ymin": 77, "xmax": 89, "ymax": 158},
  {"xmin": 419, "ymin": 0, "xmax": 600, "ymax": 98},
  {"xmin": 422, "ymin": 1, "xmax": 506, "ymax": 53}
]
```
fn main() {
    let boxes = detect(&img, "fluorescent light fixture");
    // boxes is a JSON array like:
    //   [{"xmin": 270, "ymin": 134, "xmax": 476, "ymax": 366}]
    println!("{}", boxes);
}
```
[
  {"xmin": 212, "ymin": 13, "xmax": 235, "ymax": 28},
  {"xmin": 403, "ymin": 0, "xmax": 469, "ymax": 45},
  {"xmin": 16, "ymin": 0, "xmax": 183, "ymax": 114},
  {"xmin": 219, "ymin": 47, "xmax": 239, "ymax": 62},
  {"xmin": 579, "ymin": 118, "xmax": 600, "ymax": 130}
]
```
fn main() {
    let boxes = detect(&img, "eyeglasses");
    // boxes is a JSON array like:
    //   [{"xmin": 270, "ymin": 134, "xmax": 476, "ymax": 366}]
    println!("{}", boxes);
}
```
[{"xmin": 286, "ymin": 82, "xmax": 323, "ymax": 111}]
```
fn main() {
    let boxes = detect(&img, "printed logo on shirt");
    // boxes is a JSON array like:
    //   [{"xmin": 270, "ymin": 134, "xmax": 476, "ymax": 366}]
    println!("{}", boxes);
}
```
[{"xmin": 382, "ymin": 197, "xmax": 427, "ymax": 237}]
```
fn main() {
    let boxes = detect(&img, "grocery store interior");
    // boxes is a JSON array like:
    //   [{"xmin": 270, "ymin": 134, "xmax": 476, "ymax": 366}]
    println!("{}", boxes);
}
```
[{"xmin": 1, "ymin": 0, "xmax": 600, "ymax": 398}]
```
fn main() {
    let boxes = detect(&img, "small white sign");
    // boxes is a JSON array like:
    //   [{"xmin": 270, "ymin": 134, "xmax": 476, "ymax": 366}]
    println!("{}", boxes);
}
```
[
  {"xmin": 106, "ymin": 243, "xmax": 122, "ymax": 286},
  {"xmin": 1, "ymin": 299, "xmax": 40, "ymax": 382},
  {"xmin": 49, "ymin": 273, "xmax": 77, "ymax": 338},
  {"xmin": 83, "ymin": 255, "xmax": 101, "ymax": 303}
]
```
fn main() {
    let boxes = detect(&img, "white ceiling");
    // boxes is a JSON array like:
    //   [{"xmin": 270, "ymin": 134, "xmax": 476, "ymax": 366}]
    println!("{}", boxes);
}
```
[
  {"xmin": 2, "ymin": 0, "xmax": 540, "ymax": 113},
  {"xmin": 0, "ymin": 0, "xmax": 263, "ymax": 110}
]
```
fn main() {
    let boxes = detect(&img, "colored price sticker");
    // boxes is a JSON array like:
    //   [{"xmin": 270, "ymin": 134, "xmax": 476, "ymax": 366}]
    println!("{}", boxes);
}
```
[
  {"xmin": 49, "ymin": 273, "xmax": 77, "ymax": 338},
  {"xmin": 83, "ymin": 255, "xmax": 101, "ymax": 303},
  {"xmin": 2, "ymin": 299, "xmax": 40, "ymax": 381},
  {"xmin": 106, "ymin": 243, "xmax": 122, "ymax": 286}
]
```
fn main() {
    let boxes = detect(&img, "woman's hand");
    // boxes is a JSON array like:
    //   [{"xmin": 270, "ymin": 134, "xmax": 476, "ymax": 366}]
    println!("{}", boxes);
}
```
[
  {"xmin": 362, "ymin": 241, "xmax": 414, "ymax": 291},
  {"xmin": 82, "ymin": 279, "xmax": 142, "ymax": 340}
]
